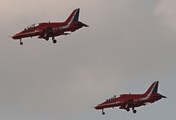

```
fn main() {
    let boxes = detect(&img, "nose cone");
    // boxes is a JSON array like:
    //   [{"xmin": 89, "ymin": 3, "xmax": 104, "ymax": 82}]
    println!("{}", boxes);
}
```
[
  {"xmin": 12, "ymin": 35, "xmax": 17, "ymax": 39},
  {"xmin": 12, "ymin": 33, "xmax": 19, "ymax": 39},
  {"xmin": 94, "ymin": 105, "xmax": 99, "ymax": 110},
  {"xmin": 94, "ymin": 104, "xmax": 102, "ymax": 110},
  {"xmin": 12, "ymin": 31, "xmax": 23, "ymax": 39}
]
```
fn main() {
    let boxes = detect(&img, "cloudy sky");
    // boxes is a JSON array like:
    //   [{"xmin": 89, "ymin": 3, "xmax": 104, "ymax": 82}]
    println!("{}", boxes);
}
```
[{"xmin": 0, "ymin": 0, "xmax": 176, "ymax": 120}]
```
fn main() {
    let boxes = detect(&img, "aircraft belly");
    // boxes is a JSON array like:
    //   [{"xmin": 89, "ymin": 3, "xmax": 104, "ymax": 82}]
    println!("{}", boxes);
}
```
[{"xmin": 96, "ymin": 102, "xmax": 120, "ymax": 109}]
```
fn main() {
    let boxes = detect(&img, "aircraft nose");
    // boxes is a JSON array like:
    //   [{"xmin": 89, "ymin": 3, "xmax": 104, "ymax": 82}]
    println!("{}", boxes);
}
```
[
  {"xmin": 12, "ymin": 33, "xmax": 20, "ymax": 39},
  {"xmin": 94, "ymin": 106, "xmax": 98, "ymax": 109},
  {"xmin": 12, "ymin": 34, "xmax": 18, "ymax": 39},
  {"xmin": 94, "ymin": 104, "xmax": 101, "ymax": 110},
  {"xmin": 12, "ymin": 35, "xmax": 16, "ymax": 39}
]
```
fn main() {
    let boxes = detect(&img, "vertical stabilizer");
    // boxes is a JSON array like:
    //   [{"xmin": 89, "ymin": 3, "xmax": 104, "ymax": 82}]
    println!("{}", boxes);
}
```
[
  {"xmin": 144, "ymin": 81, "xmax": 159, "ymax": 95},
  {"xmin": 65, "ymin": 8, "xmax": 80, "ymax": 23}
]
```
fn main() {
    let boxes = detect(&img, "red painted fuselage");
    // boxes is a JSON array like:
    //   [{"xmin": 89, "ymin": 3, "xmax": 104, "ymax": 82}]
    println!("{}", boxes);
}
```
[
  {"xmin": 12, "ymin": 8, "xmax": 88, "ymax": 45},
  {"xmin": 95, "ymin": 81, "xmax": 166, "ymax": 114}
]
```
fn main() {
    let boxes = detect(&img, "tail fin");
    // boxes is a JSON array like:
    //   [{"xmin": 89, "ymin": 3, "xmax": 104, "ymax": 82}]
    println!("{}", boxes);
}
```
[
  {"xmin": 144, "ymin": 81, "xmax": 159, "ymax": 95},
  {"xmin": 65, "ymin": 8, "xmax": 80, "ymax": 23}
]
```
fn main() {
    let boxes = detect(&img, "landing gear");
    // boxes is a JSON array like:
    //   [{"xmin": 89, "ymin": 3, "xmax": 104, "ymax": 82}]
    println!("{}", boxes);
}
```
[
  {"xmin": 132, "ymin": 108, "xmax": 137, "ymax": 113},
  {"xmin": 20, "ymin": 39, "xmax": 23, "ymax": 45},
  {"xmin": 102, "ymin": 109, "xmax": 105, "ymax": 115},
  {"xmin": 125, "ymin": 108, "xmax": 137, "ymax": 113},
  {"xmin": 126, "ymin": 108, "xmax": 130, "ymax": 112},
  {"xmin": 133, "ymin": 109, "xmax": 137, "ymax": 113},
  {"xmin": 52, "ymin": 37, "xmax": 57, "ymax": 44},
  {"xmin": 45, "ymin": 37, "xmax": 49, "ymax": 41},
  {"xmin": 53, "ymin": 39, "xmax": 57, "ymax": 44}
]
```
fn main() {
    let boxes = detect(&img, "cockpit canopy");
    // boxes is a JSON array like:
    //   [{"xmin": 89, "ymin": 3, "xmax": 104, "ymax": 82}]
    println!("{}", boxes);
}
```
[
  {"xmin": 106, "ymin": 95, "xmax": 116, "ymax": 101},
  {"xmin": 120, "ymin": 93, "xmax": 131, "ymax": 97},
  {"xmin": 24, "ymin": 23, "xmax": 40, "ymax": 31}
]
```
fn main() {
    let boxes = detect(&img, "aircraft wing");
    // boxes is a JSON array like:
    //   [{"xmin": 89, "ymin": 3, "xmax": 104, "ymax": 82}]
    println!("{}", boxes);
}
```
[
  {"xmin": 38, "ymin": 27, "xmax": 71, "ymax": 39},
  {"xmin": 38, "ymin": 27, "xmax": 55, "ymax": 39},
  {"xmin": 119, "ymin": 98, "xmax": 151, "ymax": 109},
  {"xmin": 119, "ymin": 99, "xmax": 134, "ymax": 109}
]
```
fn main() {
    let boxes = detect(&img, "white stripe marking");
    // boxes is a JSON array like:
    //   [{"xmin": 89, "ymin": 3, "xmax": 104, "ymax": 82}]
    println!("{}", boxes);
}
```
[
  {"xmin": 60, "ymin": 9, "xmax": 78, "ymax": 30},
  {"xmin": 18, "ymin": 30, "xmax": 41, "ymax": 36},
  {"xmin": 141, "ymin": 82, "xmax": 157, "ymax": 101}
]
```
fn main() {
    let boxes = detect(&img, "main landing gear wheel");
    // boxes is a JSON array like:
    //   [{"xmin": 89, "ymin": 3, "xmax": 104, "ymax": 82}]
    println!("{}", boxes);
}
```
[
  {"xmin": 133, "ymin": 109, "xmax": 137, "ymax": 113},
  {"xmin": 53, "ymin": 39, "xmax": 57, "ymax": 44},
  {"xmin": 45, "ymin": 38, "xmax": 49, "ymax": 41},
  {"xmin": 126, "ymin": 108, "xmax": 130, "ymax": 112}
]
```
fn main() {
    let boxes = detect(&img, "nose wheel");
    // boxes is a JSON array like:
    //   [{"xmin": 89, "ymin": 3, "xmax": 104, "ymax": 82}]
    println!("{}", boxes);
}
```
[
  {"xmin": 20, "ymin": 42, "xmax": 23, "ymax": 45},
  {"xmin": 20, "ymin": 39, "xmax": 23, "ymax": 45},
  {"xmin": 102, "ymin": 109, "xmax": 105, "ymax": 115}
]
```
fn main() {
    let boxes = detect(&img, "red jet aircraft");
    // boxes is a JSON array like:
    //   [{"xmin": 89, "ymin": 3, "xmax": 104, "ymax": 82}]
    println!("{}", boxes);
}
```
[
  {"xmin": 12, "ymin": 8, "xmax": 88, "ymax": 45},
  {"xmin": 95, "ymin": 81, "xmax": 166, "ymax": 114}
]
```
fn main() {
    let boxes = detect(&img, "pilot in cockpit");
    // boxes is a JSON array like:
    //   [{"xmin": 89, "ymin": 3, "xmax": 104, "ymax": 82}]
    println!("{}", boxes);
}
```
[{"xmin": 106, "ymin": 95, "xmax": 116, "ymax": 101}]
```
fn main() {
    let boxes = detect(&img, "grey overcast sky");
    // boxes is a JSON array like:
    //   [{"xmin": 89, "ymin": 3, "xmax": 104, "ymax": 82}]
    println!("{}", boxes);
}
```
[{"xmin": 0, "ymin": 0, "xmax": 175, "ymax": 120}]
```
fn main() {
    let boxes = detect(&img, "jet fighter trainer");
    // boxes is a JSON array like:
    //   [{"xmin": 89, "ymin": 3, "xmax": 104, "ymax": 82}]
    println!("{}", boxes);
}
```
[
  {"xmin": 95, "ymin": 81, "xmax": 166, "ymax": 115},
  {"xmin": 12, "ymin": 8, "xmax": 88, "ymax": 45}
]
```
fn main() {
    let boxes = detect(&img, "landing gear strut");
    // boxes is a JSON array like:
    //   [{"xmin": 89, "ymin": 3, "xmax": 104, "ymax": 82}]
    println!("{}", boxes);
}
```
[
  {"xmin": 102, "ymin": 109, "xmax": 105, "ymax": 115},
  {"xmin": 20, "ymin": 39, "xmax": 23, "ymax": 45}
]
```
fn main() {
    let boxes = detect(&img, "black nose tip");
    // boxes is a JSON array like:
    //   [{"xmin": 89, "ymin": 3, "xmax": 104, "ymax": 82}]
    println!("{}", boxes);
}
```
[
  {"xmin": 12, "ymin": 34, "xmax": 19, "ymax": 39},
  {"xmin": 12, "ymin": 36, "xmax": 15, "ymax": 39},
  {"xmin": 12, "ymin": 34, "xmax": 17, "ymax": 39},
  {"xmin": 94, "ymin": 106, "xmax": 98, "ymax": 109}
]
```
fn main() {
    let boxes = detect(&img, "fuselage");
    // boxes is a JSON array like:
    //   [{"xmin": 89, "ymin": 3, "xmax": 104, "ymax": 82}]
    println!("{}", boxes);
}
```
[
  {"xmin": 12, "ymin": 21, "xmax": 88, "ymax": 39},
  {"xmin": 12, "ymin": 8, "xmax": 88, "ymax": 45},
  {"xmin": 95, "ymin": 93, "xmax": 164, "ymax": 110}
]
